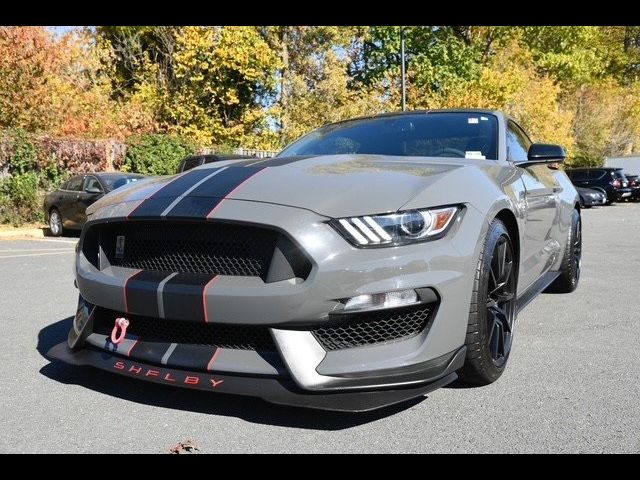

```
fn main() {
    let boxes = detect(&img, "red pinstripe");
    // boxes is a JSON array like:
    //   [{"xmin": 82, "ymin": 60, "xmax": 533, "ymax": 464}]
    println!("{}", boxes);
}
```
[
  {"xmin": 206, "ymin": 348, "xmax": 222, "ymax": 371},
  {"xmin": 123, "ymin": 269, "xmax": 143, "ymax": 313},
  {"xmin": 206, "ymin": 167, "xmax": 268, "ymax": 219}
]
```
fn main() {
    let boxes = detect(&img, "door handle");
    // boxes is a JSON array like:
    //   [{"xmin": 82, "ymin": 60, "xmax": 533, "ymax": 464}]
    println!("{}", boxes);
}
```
[{"xmin": 552, "ymin": 187, "xmax": 562, "ymax": 193}]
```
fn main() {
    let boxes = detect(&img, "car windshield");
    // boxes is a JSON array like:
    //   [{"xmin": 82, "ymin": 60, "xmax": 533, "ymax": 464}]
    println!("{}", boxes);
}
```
[
  {"xmin": 102, "ymin": 175, "xmax": 143, "ymax": 192},
  {"xmin": 278, "ymin": 112, "xmax": 499, "ymax": 160}
]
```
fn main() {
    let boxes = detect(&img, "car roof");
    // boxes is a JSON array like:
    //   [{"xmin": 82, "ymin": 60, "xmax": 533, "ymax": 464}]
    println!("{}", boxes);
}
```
[{"xmin": 322, "ymin": 108, "xmax": 504, "ymax": 128}]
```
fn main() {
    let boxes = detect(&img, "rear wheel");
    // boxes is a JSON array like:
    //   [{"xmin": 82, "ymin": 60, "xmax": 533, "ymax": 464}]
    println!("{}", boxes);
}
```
[
  {"xmin": 546, "ymin": 209, "xmax": 581, "ymax": 293},
  {"xmin": 49, "ymin": 208, "xmax": 63, "ymax": 237},
  {"xmin": 459, "ymin": 219, "xmax": 517, "ymax": 385}
]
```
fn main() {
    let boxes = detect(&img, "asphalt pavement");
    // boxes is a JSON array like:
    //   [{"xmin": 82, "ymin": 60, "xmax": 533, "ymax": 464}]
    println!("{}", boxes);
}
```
[{"xmin": 1, "ymin": 204, "xmax": 639, "ymax": 453}]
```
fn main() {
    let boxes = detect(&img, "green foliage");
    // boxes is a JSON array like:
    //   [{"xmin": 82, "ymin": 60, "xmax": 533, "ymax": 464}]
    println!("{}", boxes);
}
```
[
  {"xmin": 0, "ymin": 172, "xmax": 42, "ymax": 225},
  {"xmin": 7, "ymin": 128, "xmax": 38, "ymax": 175},
  {"xmin": 124, "ymin": 134, "xmax": 196, "ymax": 175},
  {"xmin": 38, "ymin": 154, "xmax": 70, "ymax": 192}
]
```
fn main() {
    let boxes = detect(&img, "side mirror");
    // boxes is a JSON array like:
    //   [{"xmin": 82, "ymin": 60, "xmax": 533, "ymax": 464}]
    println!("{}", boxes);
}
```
[
  {"xmin": 85, "ymin": 187, "xmax": 102, "ymax": 194},
  {"xmin": 525, "ymin": 143, "xmax": 566, "ymax": 166}
]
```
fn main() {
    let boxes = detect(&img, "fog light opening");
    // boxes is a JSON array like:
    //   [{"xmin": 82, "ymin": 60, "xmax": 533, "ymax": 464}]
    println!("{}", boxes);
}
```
[{"xmin": 343, "ymin": 289, "xmax": 419, "ymax": 312}]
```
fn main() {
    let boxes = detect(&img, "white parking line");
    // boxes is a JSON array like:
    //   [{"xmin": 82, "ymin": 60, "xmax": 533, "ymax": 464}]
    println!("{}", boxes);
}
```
[
  {"xmin": 0, "ymin": 251, "xmax": 73, "ymax": 259},
  {"xmin": 0, "ymin": 248, "xmax": 75, "ymax": 253},
  {"xmin": 29, "ymin": 238, "xmax": 78, "ymax": 245}
]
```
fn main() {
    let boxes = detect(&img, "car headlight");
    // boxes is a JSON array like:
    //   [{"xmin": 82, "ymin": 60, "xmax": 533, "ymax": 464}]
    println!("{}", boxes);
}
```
[{"xmin": 331, "ymin": 205, "xmax": 462, "ymax": 247}]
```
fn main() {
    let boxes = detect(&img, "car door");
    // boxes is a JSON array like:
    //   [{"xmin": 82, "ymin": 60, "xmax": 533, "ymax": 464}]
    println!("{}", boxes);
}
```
[
  {"xmin": 75, "ymin": 176, "xmax": 104, "ymax": 226},
  {"xmin": 508, "ymin": 121, "xmax": 561, "ymax": 291},
  {"xmin": 569, "ymin": 170, "xmax": 591, "ymax": 188},
  {"xmin": 59, "ymin": 175, "xmax": 84, "ymax": 227}
]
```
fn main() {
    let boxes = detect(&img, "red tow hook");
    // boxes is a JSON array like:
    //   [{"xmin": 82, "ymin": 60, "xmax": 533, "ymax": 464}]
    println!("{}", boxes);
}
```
[{"xmin": 111, "ymin": 317, "xmax": 130, "ymax": 345}]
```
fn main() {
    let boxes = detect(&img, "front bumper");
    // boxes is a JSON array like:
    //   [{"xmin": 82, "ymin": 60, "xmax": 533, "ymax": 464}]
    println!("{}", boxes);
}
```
[
  {"xmin": 582, "ymin": 194, "xmax": 606, "ymax": 206},
  {"xmin": 48, "ymin": 341, "xmax": 462, "ymax": 412},
  {"xmin": 65, "ymin": 199, "xmax": 483, "ymax": 409}
]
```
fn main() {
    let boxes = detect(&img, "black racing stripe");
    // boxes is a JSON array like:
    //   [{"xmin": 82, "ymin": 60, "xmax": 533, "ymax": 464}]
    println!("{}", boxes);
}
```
[
  {"xmin": 125, "ymin": 270, "xmax": 169, "ymax": 317},
  {"xmin": 248, "ymin": 155, "xmax": 313, "ymax": 167},
  {"xmin": 167, "ymin": 344, "xmax": 217, "ymax": 371},
  {"xmin": 166, "ymin": 166, "xmax": 265, "ymax": 219},
  {"xmin": 162, "ymin": 273, "xmax": 214, "ymax": 322},
  {"xmin": 129, "ymin": 341, "xmax": 173, "ymax": 366},
  {"xmin": 128, "ymin": 168, "xmax": 218, "ymax": 218}
]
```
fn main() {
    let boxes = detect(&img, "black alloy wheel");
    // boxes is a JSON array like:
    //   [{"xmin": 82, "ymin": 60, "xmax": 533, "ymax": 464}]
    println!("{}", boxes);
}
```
[
  {"xmin": 459, "ymin": 219, "xmax": 518, "ymax": 385},
  {"xmin": 485, "ymin": 235, "xmax": 517, "ymax": 366}
]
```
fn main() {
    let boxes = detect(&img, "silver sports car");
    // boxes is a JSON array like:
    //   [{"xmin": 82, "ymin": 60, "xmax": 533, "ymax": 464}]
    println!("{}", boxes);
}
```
[{"xmin": 50, "ymin": 110, "xmax": 581, "ymax": 411}]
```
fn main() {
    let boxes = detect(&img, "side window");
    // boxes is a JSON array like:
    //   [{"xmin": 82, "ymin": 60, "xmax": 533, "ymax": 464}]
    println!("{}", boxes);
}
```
[
  {"xmin": 67, "ymin": 176, "xmax": 84, "ymax": 191},
  {"xmin": 59, "ymin": 181, "xmax": 69, "ymax": 190},
  {"xmin": 506, "ymin": 122, "xmax": 530, "ymax": 162},
  {"xmin": 590, "ymin": 170, "xmax": 605, "ymax": 180},
  {"xmin": 83, "ymin": 176, "xmax": 103, "ymax": 192}
]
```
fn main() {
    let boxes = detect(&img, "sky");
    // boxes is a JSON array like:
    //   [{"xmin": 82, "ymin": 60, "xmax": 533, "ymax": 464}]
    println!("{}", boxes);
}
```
[{"xmin": 47, "ymin": 26, "xmax": 82, "ymax": 37}]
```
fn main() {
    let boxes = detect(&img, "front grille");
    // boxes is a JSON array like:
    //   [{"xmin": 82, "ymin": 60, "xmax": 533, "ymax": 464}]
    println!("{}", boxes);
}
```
[
  {"xmin": 94, "ymin": 309, "xmax": 275, "ymax": 351},
  {"xmin": 312, "ymin": 304, "xmax": 434, "ymax": 351},
  {"xmin": 84, "ymin": 221, "xmax": 311, "ymax": 282},
  {"xmin": 108, "ymin": 221, "xmax": 277, "ymax": 277}
]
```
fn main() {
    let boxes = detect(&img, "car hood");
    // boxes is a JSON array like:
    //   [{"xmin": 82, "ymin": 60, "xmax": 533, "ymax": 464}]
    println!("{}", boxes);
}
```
[{"xmin": 89, "ymin": 154, "xmax": 479, "ymax": 218}]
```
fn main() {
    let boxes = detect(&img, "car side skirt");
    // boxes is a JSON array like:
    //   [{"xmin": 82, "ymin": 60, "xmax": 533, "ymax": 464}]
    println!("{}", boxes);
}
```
[{"xmin": 517, "ymin": 271, "xmax": 560, "ymax": 314}]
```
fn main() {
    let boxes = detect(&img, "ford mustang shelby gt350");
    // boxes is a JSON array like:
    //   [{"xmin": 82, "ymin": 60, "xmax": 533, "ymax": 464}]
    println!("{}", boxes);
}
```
[{"xmin": 50, "ymin": 110, "xmax": 581, "ymax": 411}]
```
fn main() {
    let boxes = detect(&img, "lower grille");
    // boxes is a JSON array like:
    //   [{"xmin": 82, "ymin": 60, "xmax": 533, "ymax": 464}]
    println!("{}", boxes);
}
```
[
  {"xmin": 312, "ymin": 304, "xmax": 434, "ymax": 351},
  {"xmin": 93, "ymin": 309, "xmax": 275, "ymax": 352}
]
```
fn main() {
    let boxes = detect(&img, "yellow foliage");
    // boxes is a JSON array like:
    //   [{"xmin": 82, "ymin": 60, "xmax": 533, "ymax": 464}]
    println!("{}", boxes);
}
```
[
  {"xmin": 414, "ymin": 41, "xmax": 575, "ymax": 155},
  {"xmin": 281, "ymin": 51, "xmax": 387, "ymax": 145}
]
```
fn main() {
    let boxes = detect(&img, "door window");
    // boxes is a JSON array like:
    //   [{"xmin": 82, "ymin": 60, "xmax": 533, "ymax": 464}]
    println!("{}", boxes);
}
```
[
  {"xmin": 83, "ymin": 176, "xmax": 103, "ymax": 193},
  {"xmin": 67, "ymin": 176, "xmax": 84, "ymax": 191}
]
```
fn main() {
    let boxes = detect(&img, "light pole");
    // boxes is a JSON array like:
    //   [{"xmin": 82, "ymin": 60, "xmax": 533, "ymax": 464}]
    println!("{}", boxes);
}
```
[{"xmin": 401, "ymin": 26, "xmax": 406, "ymax": 111}]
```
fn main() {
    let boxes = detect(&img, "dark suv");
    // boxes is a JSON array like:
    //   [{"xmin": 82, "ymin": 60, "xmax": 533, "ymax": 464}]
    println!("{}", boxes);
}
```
[
  {"xmin": 626, "ymin": 174, "xmax": 640, "ymax": 201},
  {"xmin": 565, "ymin": 168, "xmax": 632, "ymax": 204}
]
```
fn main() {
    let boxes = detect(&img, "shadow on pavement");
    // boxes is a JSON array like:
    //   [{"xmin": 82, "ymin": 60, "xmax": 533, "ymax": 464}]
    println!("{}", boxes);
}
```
[
  {"xmin": 43, "ymin": 228, "xmax": 81, "ymax": 238},
  {"xmin": 37, "ymin": 317, "xmax": 425, "ymax": 431}
]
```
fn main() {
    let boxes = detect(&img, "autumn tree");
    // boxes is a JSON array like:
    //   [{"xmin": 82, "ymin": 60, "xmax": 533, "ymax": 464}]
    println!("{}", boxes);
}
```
[{"xmin": 0, "ymin": 26, "xmax": 154, "ymax": 139}]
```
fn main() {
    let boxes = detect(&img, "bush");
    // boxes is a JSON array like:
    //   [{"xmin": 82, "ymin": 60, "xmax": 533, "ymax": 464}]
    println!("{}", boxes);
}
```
[
  {"xmin": 7, "ymin": 128, "xmax": 38, "ymax": 175},
  {"xmin": 123, "ymin": 134, "xmax": 197, "ymax": 176},
  {"xmin": 0, "ymin": 172, "xmax": 43, "ymax": 225}
]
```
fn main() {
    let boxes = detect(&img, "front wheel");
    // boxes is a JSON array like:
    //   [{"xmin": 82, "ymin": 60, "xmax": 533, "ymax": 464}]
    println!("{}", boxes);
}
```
[
  {"xmin": 48, "ymin": 209, "xmax": 63, "ymax": 237},
  {"xmin": 458, "ymin": 219, "xmax": 517, "ymax": 385}
]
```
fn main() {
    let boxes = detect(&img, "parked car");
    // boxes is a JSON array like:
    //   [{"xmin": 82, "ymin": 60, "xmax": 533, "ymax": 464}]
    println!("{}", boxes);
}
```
[
  {"xmin": 44, "ymin": 173, "xmax": 145, "ymax": 236},
  {"xmin": 565, "ymin": 167, "xmax": 632, "ymax": 204},
  {"xmin": 576, "ymin": 187, "xmax": 606, "ymax": 208},
  {"xmin": 625, "ymin": 174, "xmax": 640, "ymax": 201},
  {"xmin": 51, "ymin": 110, "xmax": 581, "ymax": 412},
  {"xmin": 177, "ymin": 154, "xmax": 255, "ymax": 173}
]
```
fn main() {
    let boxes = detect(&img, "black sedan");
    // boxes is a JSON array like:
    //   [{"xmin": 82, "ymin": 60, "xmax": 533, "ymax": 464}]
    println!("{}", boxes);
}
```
[
  {"xmin": 576, "ymin": 187, "xmax": 607, "ymax": 208},
  {"xmin": 44, "ymin": 173, "xmax": 145, "ymax": 236}
]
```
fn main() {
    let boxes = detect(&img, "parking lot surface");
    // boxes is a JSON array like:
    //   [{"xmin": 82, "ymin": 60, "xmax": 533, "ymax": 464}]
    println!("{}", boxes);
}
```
[{"xmin": 1, "ymin": 204, "xmax": 639, "ymax": 453}]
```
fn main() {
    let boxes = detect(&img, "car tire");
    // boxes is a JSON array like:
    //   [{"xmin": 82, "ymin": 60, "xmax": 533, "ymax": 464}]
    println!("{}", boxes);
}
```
[
  {"xmin": 545, "ymin": 209, "xmax": 581, "ymax": 294},
  {"xmin": 48, "ymin": 208, "xmax": 63, "ymax": 237},
  {"xmin": 458, "ymin": 219, "xmax": 517, "ymax": 386}
]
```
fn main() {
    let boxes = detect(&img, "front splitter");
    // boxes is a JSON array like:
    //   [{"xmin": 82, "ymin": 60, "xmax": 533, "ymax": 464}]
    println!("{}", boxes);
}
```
[{"xmin": 47, "ymin": 342, "xmax": 457, "ymax": 412}]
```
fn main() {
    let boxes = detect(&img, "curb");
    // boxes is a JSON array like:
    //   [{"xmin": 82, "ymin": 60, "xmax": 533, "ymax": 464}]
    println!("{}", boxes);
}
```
[{"xmin": 0, "ymin": 227, "xmax": 47, "ymax": 239}]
